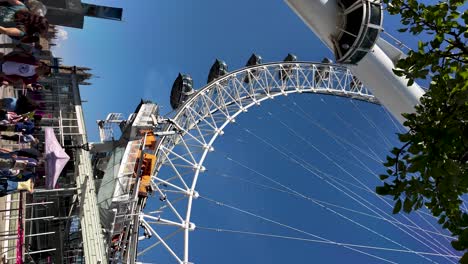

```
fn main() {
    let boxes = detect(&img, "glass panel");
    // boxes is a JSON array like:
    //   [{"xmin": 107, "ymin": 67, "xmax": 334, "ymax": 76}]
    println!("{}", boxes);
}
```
[
  {"xmin": 370, "ymin": 3, "xmax": 381, "ymax": 25},
  {"xmin": 340, "ymin": 0, "xmax": 358, "ymax": 9},
  {"xmin": 349, "ymin": 51, "xmax": 368, "ymax": 64},
  {"xmin": 346, "ymin": 8, "xmax": 363, "ymax": 36},
  {"xmin": 360, "ymin": 28, "xmax": 379, "ymax": 50}
]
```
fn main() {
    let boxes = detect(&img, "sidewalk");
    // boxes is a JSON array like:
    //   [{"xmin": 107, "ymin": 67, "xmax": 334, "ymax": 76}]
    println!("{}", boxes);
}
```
[
  {"xmin": 0, "ymin": 35, "xmax": 24, "ymax": 264},
  {"xmin": 0, "ymin": 85, "xmax": 22, "ymax": 264}
]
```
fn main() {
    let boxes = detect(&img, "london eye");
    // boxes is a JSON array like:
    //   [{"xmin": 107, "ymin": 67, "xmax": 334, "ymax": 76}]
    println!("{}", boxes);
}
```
[{"xmin": 95, "ymin": 0, "xmax": 458, "ymax": 263}]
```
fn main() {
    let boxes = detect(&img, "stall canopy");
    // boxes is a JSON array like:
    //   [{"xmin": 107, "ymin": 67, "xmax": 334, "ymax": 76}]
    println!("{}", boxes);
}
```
[{"xmin": 45, "ymin": 127, "xmax": 70, "ymax": 189}]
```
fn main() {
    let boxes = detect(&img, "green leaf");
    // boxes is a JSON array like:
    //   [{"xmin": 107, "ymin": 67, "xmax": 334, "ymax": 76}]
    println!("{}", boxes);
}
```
[
  {"xmin": 407, "ymin": 163, "xmax": 418, "ymax": 173},
  {"xmin": 417, "ymin": 41, "xmax": 424, "ymax": 51},
  {"xmin": 415, "ymin": 199, "xmax": 424, "ymax": 210},
  {"xmin": 376, "ymin": 185, "xmax": 390, "ymax": 195},
  {"xmin": 462, "ymin": 213, "xmax": 468, "ymax": 225},
  {"xmin": 379, "ymin": 0, "xmax": 468, "ymax": 254},
  {"xmin": 379, "ymin": 174, "xmax": 390, "ymax": 180},
  {"xmin": 393, "ymin": 199, "xmax": 402, "ymax": 214},
  {"xmin": 398, "ymin": 133, "xmax": 412, "ymax": 142},
  {"xmin": 391, "ymin": 148, "xmax": 401, "ymax": 155},
  {"xmin": 438, "ymin": 215, "xmax": 446, "ymax": 224},
  {"xmin": 445, "ymin": 160, "xmax": 460, "ymax": 176},
  {"xmin": 462, "ymin": 10, "xmax": 468, "ymax": 23},
  {"xmin": 459, "ymin": 253, "xmax": 468, "ymax": 263},
  {"xmin": 452, "ymin": 239, "xmax": 464, "ymax": 251},
  {"xmin": 403, "ymin": 197, "xmax": 413, "ymax": 213}
]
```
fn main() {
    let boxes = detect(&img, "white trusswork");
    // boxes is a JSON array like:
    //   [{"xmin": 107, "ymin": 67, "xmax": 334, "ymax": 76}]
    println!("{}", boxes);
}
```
[
  {"xmin": 285, "ymin": 0, "xmax": 425, "ymax": 124},
  {"xmin": 111, "ymin": 3, "xmax": 440, "ymax": 263},
  {"xmin": 97, "ymin": 113, "xmax": 124, "ymax": 142},
  {"xmin": 133, "ymin": 62, "xmax": 379, "ymax": 264},
  {"xmin": 106, "ymin": 61, "xmax": 454, "ymax": 264}
]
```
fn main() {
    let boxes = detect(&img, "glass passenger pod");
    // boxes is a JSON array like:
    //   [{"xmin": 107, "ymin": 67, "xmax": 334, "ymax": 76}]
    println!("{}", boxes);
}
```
[
  {"xmin": 170, "ymin": 73, "xmax": 195, "ymax": 109},
  {"xmin": 207, "ymin": 59, "xmax": 228, "ymax": 84},
  {"xmin": 279, "ymin": 53, "xmax": 298, "ymax": 81},
  {"xmin": 244, "ymin": 53, "xmax": 263, "ymax": 83},
  {"xmin": 334, "ymin": 0, "xmax": 383, "ymax": 64},
  {"xmin": 314, "ymin": 57, "xmax": 333, "ymax": 85}
]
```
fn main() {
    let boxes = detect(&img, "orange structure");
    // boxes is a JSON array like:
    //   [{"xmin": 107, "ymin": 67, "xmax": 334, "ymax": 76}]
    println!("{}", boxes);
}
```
[{"xmin": 134, "ymin": 132, "xmax": 158, "ymax": 205}]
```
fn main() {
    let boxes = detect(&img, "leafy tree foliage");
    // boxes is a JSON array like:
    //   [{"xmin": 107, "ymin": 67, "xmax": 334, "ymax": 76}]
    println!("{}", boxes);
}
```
[{"xmin": 376, "ymin": 0, "xmax": 468, "ymax": 261}]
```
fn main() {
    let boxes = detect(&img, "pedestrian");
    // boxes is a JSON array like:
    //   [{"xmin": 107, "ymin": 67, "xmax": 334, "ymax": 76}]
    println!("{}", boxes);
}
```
[
  {"xmin": 0, "ymin": 152, "xmax": 39, "ymax": 170},
  {"xmin": 15, "ymin": 120, "xmax": 38, "ymax": 134},
  {"xmin": 0, "ymin": 152, "xmax": 15, "ymax": 169},
  {"xmin": 0, "ymin": 110, "xmax": 35, "ymax": 125},
  {"xmin": 0, "ymin": 133, "xmax": 38, "ymax": 144},
  {"xmin": 0, "ymin": 120, "xmax": 38, "ymax": 134},
  {"xmin": 0, "ymin": 0, "xmax": 49, "ymax": 43},
  {"xmin": 0, "ymin": 95, "xmax": 39, "ymax": 114},
  {"xmin": 0, "ymin": 177, "xmax": 34, "ymax": 196},
  {"xmin": 0, "ymin": 50, "xmax": 51, "ymax": 86},
  {"xmin": 11, "ymin": 147, "xmax": 42, "ymax": 160}
]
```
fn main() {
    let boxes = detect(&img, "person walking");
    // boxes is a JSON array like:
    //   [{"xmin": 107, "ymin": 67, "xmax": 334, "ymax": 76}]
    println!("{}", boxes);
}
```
[
  {"xmin": 0, "ymin": 50, "xmax": 51, "ymax": 86},
  {"xmin": 0, "ymin": 95, "xmax": 39, "ymax": 114},
  {"xmin": 0, "ymin": 0, "xmax": 49, "ymax": 43}
]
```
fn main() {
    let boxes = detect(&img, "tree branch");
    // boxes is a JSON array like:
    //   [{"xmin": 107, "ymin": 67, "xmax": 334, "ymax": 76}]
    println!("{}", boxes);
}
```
[{"xmin": 394, "ymin": 141, "xmax": 412, "ymax": 175}]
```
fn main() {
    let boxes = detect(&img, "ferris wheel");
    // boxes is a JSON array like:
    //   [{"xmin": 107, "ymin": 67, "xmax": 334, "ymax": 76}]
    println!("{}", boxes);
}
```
[
  {"xmin": 103, "ymin": 0, "xmax": 455, "ymax": 262},
  {"xmin": 122, "ymin": 58, "xmax": 459, "ymax": 264}
]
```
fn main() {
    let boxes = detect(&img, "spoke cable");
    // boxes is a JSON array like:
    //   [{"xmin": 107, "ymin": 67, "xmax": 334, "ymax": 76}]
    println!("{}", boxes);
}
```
[
  {"xmin": 272, "ymin": 99, "xmax": 384, "ymax": 163},
  {"xmin": 199, "ymin": 197, "xmax": 459, "ymax": 260},
  {"xmin": 275, "ymin": 97, "xmax": 456, "ymax": 255},
  {"xmin": 200, "ymin": 196, "xmax": 397, "ymax": 263},
  {"xmin": 210, "ymin": 170, "xmax": 453, "ymax": 239},
  {"xmin": 349, "ymin": 151, "xmax": 455, "ymax": 248},
  {"xmin": 238, "ymin": 118, "xmax": 455, "ymax": 261},
  {"xmin": 349, "ymin": 99, "xmax": 393, "ymax": 148},
  {"xmin": 197, "ymin": 226, "xmax": 459, "ymax": 259},
  {"xmin": 317, "ymin": 97, "xmax": 389, "ymax": 157},
  {"xmin": 222, "ymin": 141, "xmax": 444, "ymax": 263}
]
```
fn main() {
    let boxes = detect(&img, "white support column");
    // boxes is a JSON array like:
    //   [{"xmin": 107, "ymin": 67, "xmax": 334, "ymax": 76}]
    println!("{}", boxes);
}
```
[
  {"xmin": 285, "ymin": 0, "xmax": 425, "ymax": 124},
  {"xmin": 351, "ymin": 45, "xmax": 425, "ymax": 124}
]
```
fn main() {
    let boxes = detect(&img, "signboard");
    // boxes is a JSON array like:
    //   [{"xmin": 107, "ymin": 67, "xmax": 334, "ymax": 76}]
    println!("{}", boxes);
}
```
[{"xmin": 82, "ymin": 3, "xmax": 122, "ymax": 21}]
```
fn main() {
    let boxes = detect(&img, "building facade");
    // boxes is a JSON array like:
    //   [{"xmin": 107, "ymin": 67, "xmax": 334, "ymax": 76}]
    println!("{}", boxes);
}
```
[
  {"xmin": 0, "ymin": 30, "xmax": 107, "ymax": 264},
  {"xmin": 41, "ymin": 0, "xmax": 122, "ymax": 28}
]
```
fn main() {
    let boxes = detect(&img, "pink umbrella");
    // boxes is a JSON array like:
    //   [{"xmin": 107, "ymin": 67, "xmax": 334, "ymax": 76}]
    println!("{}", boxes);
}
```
[
  {"xmin": 44, "ymin": 127, "xmax": 70, "ymax": 189},
  {"xmin": 16, "ymin": 193, "xmax": 24, "ymax": 264}
]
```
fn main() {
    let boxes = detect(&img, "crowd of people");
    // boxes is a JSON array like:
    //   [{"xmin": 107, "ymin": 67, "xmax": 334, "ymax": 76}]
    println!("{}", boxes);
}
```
[
  {"xmin": 0, "ymin": 0, "xmax": 52, "ymax": 196},
  {"xmin": 0, "ymin": 0, "xmax": 51, "ymax": 87},
  {"xmin": 0, "ymin": 91, "xmax": 46, "ymax": 196}
]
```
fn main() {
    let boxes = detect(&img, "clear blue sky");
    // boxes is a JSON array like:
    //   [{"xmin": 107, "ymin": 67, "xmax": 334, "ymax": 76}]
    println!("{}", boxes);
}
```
[{"xmin": 55, "ymin": 1, "xmax": 455, "ymax": 263}]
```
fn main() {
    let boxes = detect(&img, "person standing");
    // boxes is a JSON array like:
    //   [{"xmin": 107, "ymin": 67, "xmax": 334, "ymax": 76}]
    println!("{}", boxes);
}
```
[
  {"xmin": 0, "ymin": 0, "xmax": 49, "ymax": 42},
  {"xmin": 0, "ymin": 50, "xmax": 51, "ymax": 86}
]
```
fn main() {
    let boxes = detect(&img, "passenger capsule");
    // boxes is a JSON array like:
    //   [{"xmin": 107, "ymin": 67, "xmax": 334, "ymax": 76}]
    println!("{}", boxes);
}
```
[
  {"xmin": 170, "ymin": 73, "xmax": 194, "ymax": 110},
  {"xmin": 333, "ymin": 0, "xmax": 383, "ymax": 64},
  {"xmin": 207, "ymin": 59, "xmax": 228, "ymax": 84},
  {"xmin": 244, "ymin": 54, "xmax": 263, "ymax": 83},
  {"xmin": 279, "ymin": 53, "xmax": 298, "ymax": 81},
  {"xmin": 314, "ymin": 57, "xmax": 333, "ymax": 84}
]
